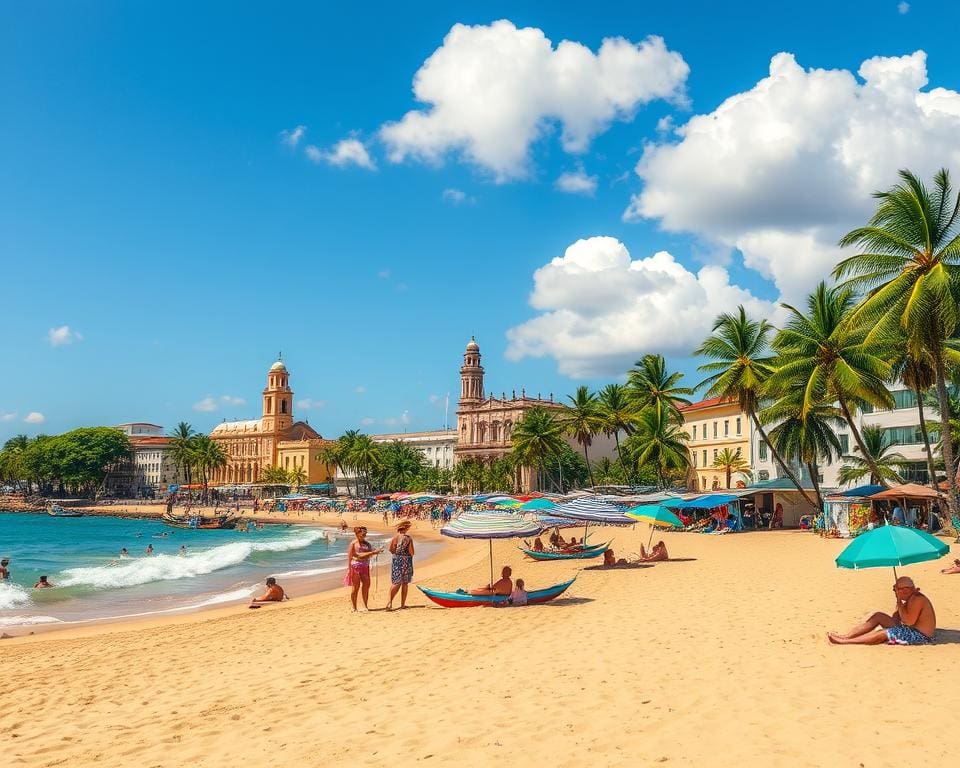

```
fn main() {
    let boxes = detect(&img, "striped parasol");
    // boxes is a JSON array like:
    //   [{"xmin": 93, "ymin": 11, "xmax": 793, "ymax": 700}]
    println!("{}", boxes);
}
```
[
  {"xmin": 552, "ymin": 497, "xmax": 633, "ymax": 525},
  {"xmin": 442, "ymin": 512, "xmax": 544, "ymax": 588}
]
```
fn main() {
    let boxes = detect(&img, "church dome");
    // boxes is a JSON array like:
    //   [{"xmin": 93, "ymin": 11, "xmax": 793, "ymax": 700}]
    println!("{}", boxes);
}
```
[
  {"xmin": 269, "ymin": 359, "xmax": 287, "ymax": 372},
  {"xmin": 465, "ymin": 336, "xmax": 479, "ymax": 352}
]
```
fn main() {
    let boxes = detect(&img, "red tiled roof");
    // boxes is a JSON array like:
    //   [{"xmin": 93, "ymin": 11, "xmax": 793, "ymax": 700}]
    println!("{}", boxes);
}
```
[
  {"xmin": 679, "ymin": 396, "xmax": 736, "ymax": 412},
  {"xmin": 130, "ymin": 436, "xmax": 171, "ymax": 445}
]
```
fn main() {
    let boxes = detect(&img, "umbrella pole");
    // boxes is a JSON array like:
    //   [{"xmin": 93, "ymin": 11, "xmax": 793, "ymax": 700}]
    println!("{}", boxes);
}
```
[
  {"xmin": 584, "ymin": 522, "xmax": 589, "ymax": 546},
  {"xmin": 489, "ymin": 539, "xmax": 494, "ymax": 589},
  {"xmin": 648, "ymin": 524, "xmax": 655, "ymax": 550}
]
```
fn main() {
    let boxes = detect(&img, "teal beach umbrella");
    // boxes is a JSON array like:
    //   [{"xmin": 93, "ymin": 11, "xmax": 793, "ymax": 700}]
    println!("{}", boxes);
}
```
[
  {"xmin": 625, "ymin": 504, "xmax": 683, "ymax": 547},
  {"xmin": 835, "ymin": 524, "xmax": 949, "ymax": 577}
]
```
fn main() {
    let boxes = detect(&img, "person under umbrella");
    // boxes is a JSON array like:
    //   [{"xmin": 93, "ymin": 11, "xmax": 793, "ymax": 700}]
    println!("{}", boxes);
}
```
[{"xmin": 828, "ymin": 576, "xmax": 936, "ymax": 645}]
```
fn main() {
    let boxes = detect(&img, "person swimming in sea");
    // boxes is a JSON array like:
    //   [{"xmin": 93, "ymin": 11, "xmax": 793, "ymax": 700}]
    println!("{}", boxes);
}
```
[{"xmin": 34, "ymin": 575, "xmax": 53, "ymax": 588}]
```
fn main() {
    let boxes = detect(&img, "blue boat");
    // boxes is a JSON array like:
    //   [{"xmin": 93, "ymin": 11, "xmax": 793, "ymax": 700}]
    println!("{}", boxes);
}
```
[
  {"xmin": 519, "ymin": 542, "xmax": 610, "ymax": 561},
  {"xmin": 418, "ymin": 577, "xmax": 576, "ymax": 608}
]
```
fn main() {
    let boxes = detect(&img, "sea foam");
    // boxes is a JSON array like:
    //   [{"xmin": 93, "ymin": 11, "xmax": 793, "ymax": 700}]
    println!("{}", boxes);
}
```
[
  {"xmin": 58, "ymin": 529, "xmax": 329, "ymax": 590},
  {"xmin": 0, "ymin": 582, "xmax": 32, "ymax": 611}
]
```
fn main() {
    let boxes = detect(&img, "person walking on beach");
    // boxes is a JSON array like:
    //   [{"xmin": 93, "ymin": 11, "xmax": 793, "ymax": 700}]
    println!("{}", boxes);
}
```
[
  {"xmin": 828, "ymin": 576, "xmax": 936, "ymax": 645},
  {"xmin": 0, "ymin": 558, "xmax": 9, "ymax": 580},
  {"xmin": 386, "ymin": 520, "xmax": 415, "ymax": 611},
  {"xmin": 344, "ymin": 526, "xmax": 383, "ymax": 612}
]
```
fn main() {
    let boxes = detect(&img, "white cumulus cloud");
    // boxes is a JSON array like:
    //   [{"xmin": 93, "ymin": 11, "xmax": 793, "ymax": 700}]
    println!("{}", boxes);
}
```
[
  {"xmin": 281, "ymin": 125, "xmax": 306, "ymax": 147},
  {"xmin": 48, "ymin": 325, "xmax": 82, "ymax": 347},
  {"xmin": 24, "ymin": 412, "xmax": 45, "ymax": 425},
  {"xmin": 505, "ymin": 236, "xmax": 775, "ymax": 378},
  {"xmin": 1, "ymin": 411, "xmax": 17, "ymax": 422},
  {"xmin": 898, "ymin": 2, "xmax": 910, "ymax": 14},
  {"xmin": 555, "ymin": 169, "xmax": 598, "ymax": 196},
  {"xmin": 297, "ymin": 398, "xmax": 326, "ymax": 410},
  {"xmin": 380, "ymin": 20, "xmax": 688, "ymax": 181},
  {"xmin": 220, "ymin": 395, "xmax": 245, "ymax": 407},
  {"xmin": 306, "ymin": 138, "xmax": 376, "ymax": 170},
  {"xmin": 625, "ymin": 50, "xmax": 960, "ymax": 304},
  {"xmin": 193, "ymin": 397, "xmax": 219, "ymax": 413},
  {"xmin": 442, "ymin": 188, "xmax": 475, "ymax": 205}
]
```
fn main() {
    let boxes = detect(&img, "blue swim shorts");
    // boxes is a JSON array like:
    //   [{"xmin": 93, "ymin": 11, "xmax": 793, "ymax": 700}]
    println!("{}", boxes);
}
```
[{"xmin": 886, "ymin": 624, "xmax": 933, "ymax": 645}]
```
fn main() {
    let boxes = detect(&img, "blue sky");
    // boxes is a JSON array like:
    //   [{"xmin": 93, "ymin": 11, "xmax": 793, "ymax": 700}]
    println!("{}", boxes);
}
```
[{"xmin": 3, "ymin": 1, "xmax": 959, "ymax": 441}]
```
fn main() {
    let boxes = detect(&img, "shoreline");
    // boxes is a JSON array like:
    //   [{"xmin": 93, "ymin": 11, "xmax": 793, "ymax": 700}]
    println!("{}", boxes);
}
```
[{"xmin": 1, "ymin": 508, "xmax": 481, "ymax": 644}]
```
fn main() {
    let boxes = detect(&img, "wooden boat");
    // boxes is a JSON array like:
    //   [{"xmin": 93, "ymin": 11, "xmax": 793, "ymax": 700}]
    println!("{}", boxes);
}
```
[
  {"xmin": 520, "ymin": 542, "xmax": 610, "ymax": 561},
  {"xmin": 47, "ymin": 504, "xmax": 84, "ymax": 517},
  {"xmin": 161, "ymin": 512, "xmax": 239, "ymax": 530},
  {"xmin": 418, "ymin": 577, "xmax": 576, "ymax": 608}
]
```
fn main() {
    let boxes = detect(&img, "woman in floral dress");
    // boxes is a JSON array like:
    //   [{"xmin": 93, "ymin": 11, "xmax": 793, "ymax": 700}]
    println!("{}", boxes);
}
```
[{"xmin": 386, "ymin": 520, "xmax": 415, "ymax": 611}]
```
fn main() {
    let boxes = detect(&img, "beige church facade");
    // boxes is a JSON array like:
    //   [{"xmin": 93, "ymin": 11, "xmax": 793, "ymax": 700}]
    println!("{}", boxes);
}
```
[
  {"xmin": 208, "ymin": 358, "xmax": 334, "ymax": 487},
  {"xmin": 453, "ymin": 337, "xmax": 565, "ymax": 492}
]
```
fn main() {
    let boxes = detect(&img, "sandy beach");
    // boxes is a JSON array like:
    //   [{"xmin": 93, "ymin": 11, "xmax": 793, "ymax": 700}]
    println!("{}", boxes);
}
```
[{"xmin": 3, "ymin": 522, "xmax": 958, "ymax": 767}]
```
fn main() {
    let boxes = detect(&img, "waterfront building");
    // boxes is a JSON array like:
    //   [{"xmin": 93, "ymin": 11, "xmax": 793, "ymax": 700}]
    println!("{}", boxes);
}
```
[
  {"xmin": 680, "ymin": 398, "xmax": 754, "ymax": 491},
  {"xmin": 106, "ymin": 423, "xmax": 181, "ymax": 496},
  {"xmin": 207, "ymin": 358, "xmax": 334, "ymax": 487},
  {"xmin": 334, "ymin": 429, "xmax": 457, "ymax": 492}
]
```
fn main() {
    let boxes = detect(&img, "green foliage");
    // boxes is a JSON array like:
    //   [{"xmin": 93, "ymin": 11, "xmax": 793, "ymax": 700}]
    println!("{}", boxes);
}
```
[
  {"xmin": 509, "ymin": 406, "xmax": 566, "ymax": 491},
  {"xmin": 837, "ymin": 425, "xmax": 908, "ymax": 486},
  {"xmin": 623, "ymin": 408, "xmax": 690, "ymax": 488}
]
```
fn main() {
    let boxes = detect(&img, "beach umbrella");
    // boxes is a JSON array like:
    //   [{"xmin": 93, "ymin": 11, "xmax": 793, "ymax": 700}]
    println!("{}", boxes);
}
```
[
  {"xmin": 519, "ymin": 498, "xmax": 557, "ymax": 511},
  {"xmin": 835, "ymin": 524, "xmax": 950, "ymax": 578},
  {"xmin": 625, "ymin": 504, "xmax": 683, "ymax": 547},
  {"xmin": 552, "ymin": 497, "xmax": 634, "ymax": 547},
  {"xmin": 441, "ymin": 512, "xmax": 544, "ymax": 588}
]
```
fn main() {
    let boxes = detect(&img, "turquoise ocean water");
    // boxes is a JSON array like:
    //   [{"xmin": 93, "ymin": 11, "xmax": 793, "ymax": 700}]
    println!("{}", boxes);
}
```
[{"xmin": 0, "ymin": 513, "xmax": 389, "ymax": 629}]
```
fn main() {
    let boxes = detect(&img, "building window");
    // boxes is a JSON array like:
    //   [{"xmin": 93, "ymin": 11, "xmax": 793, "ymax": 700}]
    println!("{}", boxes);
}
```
[
  {"xmin": 881, "ymin": 425, "xmax": 937, "ymax": 446},
  {"xmin": 758, "ymin": 470, "xmax": 770, "ymax": 481},
  {"xmin": 735, "ymin": 447, "xmax": 741, "ymax": 457},
  {"xmin": 759, "ymin": 440, "xmax": 768, "ymax": 461},
  {"xmin": 724, "ymin": 420, "xmax": 729, "ymax": 437},
  {"xmin": 693, "ymin": 451, "xmax": 697, "ymax": 467},
  {"xmin": 712, "ymin": 449, "xmax": 718, "ymax": 461},
  {"xmin": 693, "ymin": 425, "xmax": 697, "ymax": 440},
  {"xmin": 281, "ymin": 399, "xmax": 288, "ymax": 415},
  {"xmin": 736, "ymin": 417, "xmax": 742, "ymax": 436},
  {"xmin": 839, "ymin": 434, "xmax": 849, "ymax": 454},
  {"xmin": 713, "ymin": 421, "xmax": 717, "ymax": 438},
  {"xmin": 702, "ymin": 450, "xmax": 707, "ymax": 466}
]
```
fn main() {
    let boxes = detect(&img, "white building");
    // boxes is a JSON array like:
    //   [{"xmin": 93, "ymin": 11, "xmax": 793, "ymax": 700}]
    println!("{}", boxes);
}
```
[
  {"xmin": 335, "ymin": 429, "xmax": 457, "ymax": 492},
  {"xmin": 110, "ymin": 423, "xmax": 181, "ymax": 496}
]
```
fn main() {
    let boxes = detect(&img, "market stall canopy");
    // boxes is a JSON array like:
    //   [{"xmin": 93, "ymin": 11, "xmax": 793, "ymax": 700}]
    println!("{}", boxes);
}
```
[
  {"xmin": 675, "ymin": 493, "xmax": 740, "ymax": 510},
  {"xmin": 833, "ymin": 484, "xmax": 886, "ymax": 498},
  {"xmin": 868, "ymin": 483, "xmax": 942, "ymax": 501}
]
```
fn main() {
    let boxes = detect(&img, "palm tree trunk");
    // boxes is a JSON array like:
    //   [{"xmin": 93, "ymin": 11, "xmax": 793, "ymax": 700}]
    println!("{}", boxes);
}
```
[
  {"xmin": 806, "ymin": 460, "xmax": 825, "ymax": 511},
  {"xmin": 751, "ymin": 412, "xmax": 818, "ymax": 510},
  {"xmin": 582, "ymin": 442, "xmax": 595, "ymax": 488},
  {"xmin": 726, "ymin": 466, "xmax": 731, "ymax": 489},
  {"xmin": 838, "ymin": 398, "xmax": 887, "ymax": 487},
  {"xmin": 915, "ymin": 386, "xmax": 940, "ymax": 497},
  {"xmin": 613, "ymin": 432, "xmax": 626, "ymax": 480},
  {"xmin": 932, "ymin": 346, "xmax": 959, "ymax": 519}
]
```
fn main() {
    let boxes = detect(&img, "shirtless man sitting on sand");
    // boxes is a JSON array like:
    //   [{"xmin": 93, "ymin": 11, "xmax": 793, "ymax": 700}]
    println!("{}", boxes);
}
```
[
  {"xmin": 828, "ymin": 576, "xmax": 936, "ymax": 645},
  {"xmin": 470, "ymin": 566, "xmax": 513, "ymax": 596},
  {"xmin": 639, "ymin": 541, "xmax": 669, "ymax": 562},
  {"xmin": 250, "ymin": 577, "xmax": 287, "ymax": 606}
]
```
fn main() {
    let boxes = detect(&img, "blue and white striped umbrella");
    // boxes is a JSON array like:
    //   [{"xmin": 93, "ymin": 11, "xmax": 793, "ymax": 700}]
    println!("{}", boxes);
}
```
[
  {"xmin": 552, "ymin": 497, "xmax": 634, "ymax": 525},
  {"xmin": 441, "ymin": 512, "xmax": 543, "ymax": 539}
]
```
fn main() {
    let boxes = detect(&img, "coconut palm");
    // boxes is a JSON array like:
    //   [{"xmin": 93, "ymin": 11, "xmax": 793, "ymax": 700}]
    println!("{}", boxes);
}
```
[
  {"xmin": 696, "ymin": 306, "xmax": 817, "ymax": 509},
  {"xmin": 837, "ymin": 425, "xmax": 908, "ymax": 486},
  {"xmin": 561, "ymin": 386, "xmax": 602, "ymax": 488},
  {"xmin": 316, "ymin": 442, "xmax": 344, "ymax": 492},
  {"xmin": 168, "ymin": 422, "xmax": 196, "ymax": 486},
  {"xmin": 889, "ymin": 342, "xmax": 946, "ymax": 491},
  {"xmin": 375, "ymin": 441, "xmax": 426, "ymax": 492},
  {"xmin": 626, "ymin": 353, "xmax": 694, "ymax": 424},
  {"xmin": 597, "ymin": 383, "xmax": 638, "ymax": 479},
  {"xmin": 336, "ymin": 430, "xmax": 362, "ymax": 497},
  {"xmin": 261, "ymin": 465, "xmax": 290, "ymax": 485},
  {"xmin": 347, "ymin": 434, "xmax": 381, "ymax": 496},
  {"xmin": 189, "ymin": 434, "xmax": 227, "ymax": 500},
  {"xmin": 763, "ymin": 395, "xmax": 845, "ymax": 511},
  {"xmin": 510, "ymin": 406, "xmax": 566, "ymax": 492},
  {"xmin": 835, "ymin": 168, "xmax": 960, "ymax": 516},
  {"xmin": 623, "ymin": 408, "xmax": 689, "ymax": 489},
  {"xmin": 711, "ymin": 447, "xmax": 752, "ymax": 490},
  {"xmin": 288, "ymin": 465, "xmax": 308, "ymax": 492},
  {"xmin": 769, "ymin": 282, "xmax": 894, "ymax": 484}
]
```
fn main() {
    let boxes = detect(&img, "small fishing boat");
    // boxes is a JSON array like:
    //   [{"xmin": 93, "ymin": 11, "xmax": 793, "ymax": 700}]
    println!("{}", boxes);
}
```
[
  {"xmin": 520, "ymin": 542, "xmax": 610, "ymax": 561},
  {"xmin": 161, "ymin": 512, "xmax": 239, "ymax": 530},
  {"xmin": 418, "ymin": 577, "xmax": 576, "ymax": 608},
  {"xmin": 47, "ymin": 504, "xmax": 84, "ymax": 518}
]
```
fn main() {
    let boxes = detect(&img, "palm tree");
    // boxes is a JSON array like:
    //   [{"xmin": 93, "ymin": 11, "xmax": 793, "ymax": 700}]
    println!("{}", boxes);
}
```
[
  {"xmin": 189, "ymin": 435, "xmax": 227, "ymax": 500},
  {"xmin": 763, "ymin": 396, "xmax": 844, "ymax": 511},
  {"xmin": 711, "ymin": 447, "xmax": 752, "ymax": 490},
  {"xmin": 347, "ymin": 434, "xmax": 381, "ymax": 496},
  {"xmin": 696, "ymin": 306, "xmax": 817, "ymax": 509},
  {"xmin": 261, "ymin": 465, "xmax": 290, "ymax": 485},
  {"xmin": 376, "ymin": 441, "xmax": 426, "ymax": 492},
  {"xmin": 769, "ymin": 282, "xmax": 894, "ymax": 484},
  {"xmin": 561, "ymin": 386, "xmax": 602, "ymax": 488},
  {"xmin": 597, "ymin": 383, "xmax": 638, "ymax": 479},
  {"xmin": 591, "ymin": 456, "xmax": 625, "ymax": 485},
  {"xmin": 288, "ymin": 465, "xmax": 308, "ymax": 492},
  {"xmin": 168, "ymin": 422, "xmax": 196, "ymax": 486},
  {"xmin": 316, "ymin": 442, "xmax": 344, "ymax": 493},
  {"xmin": 624, "ymin": 408, "xmax": 690, "ymax": 488},
  {"xmin": 835, "ymin": 168, "xmax": 960, "ymax": 517},
  {"xmin": 837, "ymin": 425, "xmax": 908, "ymax": 486},
  {"xmin": 510, "ymin": 406, "xmax": 566, "ymax": 492},
  {"xmin": 337, "ymin": 430, "xmax": 361, "ymax": 497},
  {"xmin": 626, "ymin": 353, "xmax": 694, "ymax": 424}
]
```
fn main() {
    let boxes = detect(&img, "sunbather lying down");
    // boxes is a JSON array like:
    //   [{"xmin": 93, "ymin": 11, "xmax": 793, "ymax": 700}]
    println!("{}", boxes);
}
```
[{"xmin": 942, "ymin": 558, "xmax": 960, "ymax": 575}]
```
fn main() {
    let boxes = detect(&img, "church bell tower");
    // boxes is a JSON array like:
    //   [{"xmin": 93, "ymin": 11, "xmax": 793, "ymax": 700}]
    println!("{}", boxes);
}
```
[
  {"xmin": 262, "ymin": 356, "xmax": 294, "ymax": 434},
  {"xmin": 459, "ymin": 337, "xmax": 484, "ymax": 405}
]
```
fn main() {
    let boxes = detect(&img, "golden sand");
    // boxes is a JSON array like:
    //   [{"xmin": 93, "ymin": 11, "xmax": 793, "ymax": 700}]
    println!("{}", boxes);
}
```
[{"xmin": 3, "ymin": 518, "xmax": 958, "ymax": 767}]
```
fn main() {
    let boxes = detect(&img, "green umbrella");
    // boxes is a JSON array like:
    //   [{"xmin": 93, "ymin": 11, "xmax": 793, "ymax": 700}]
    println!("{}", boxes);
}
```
[
  {"xmin": 625, "ymin": 504, "xmax": 683, "ymax": 548},
  {"xmin": 835, "ymin": 524, "xmax": 949, "ymax": 578}
]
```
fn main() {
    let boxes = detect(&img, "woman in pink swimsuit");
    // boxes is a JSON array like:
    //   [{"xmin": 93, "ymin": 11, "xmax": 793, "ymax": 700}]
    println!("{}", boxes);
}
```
[{"xmin": 345, "ymin": 526, "xmax": 383, "ymax": 611}]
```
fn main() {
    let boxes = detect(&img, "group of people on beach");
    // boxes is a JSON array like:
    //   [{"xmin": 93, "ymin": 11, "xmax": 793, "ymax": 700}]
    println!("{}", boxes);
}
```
[
  {"xmin": 1, "ymin": 557, "xmax": 54, "ymax": 589},
  {"xmin": 343, "ymin": 521, "xmax": 416, "ymax": 611}
]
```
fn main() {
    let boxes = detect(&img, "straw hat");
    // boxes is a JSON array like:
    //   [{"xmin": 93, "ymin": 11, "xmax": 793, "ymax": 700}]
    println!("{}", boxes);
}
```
[{"xmin": 396, "ymin": 520, "xmax": 412, "ymax": 532}]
